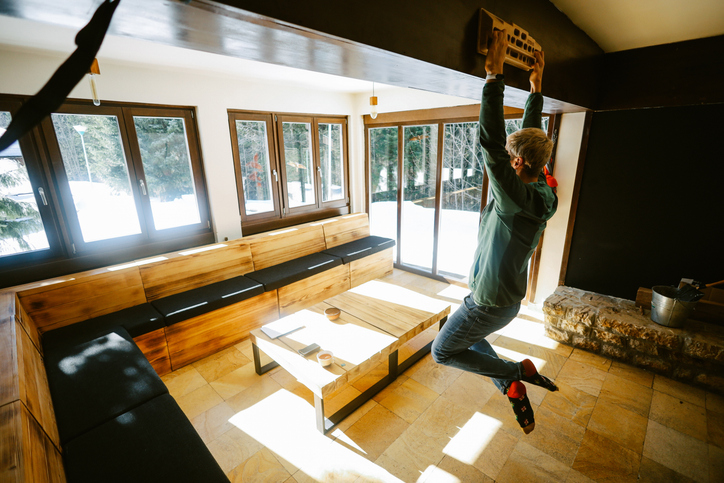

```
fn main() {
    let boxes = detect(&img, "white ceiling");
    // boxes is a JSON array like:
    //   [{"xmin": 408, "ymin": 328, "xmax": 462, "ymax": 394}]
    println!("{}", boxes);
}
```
[{"xmin": 549, "ymin": 0, "xmax": 724, "ymax": 52}]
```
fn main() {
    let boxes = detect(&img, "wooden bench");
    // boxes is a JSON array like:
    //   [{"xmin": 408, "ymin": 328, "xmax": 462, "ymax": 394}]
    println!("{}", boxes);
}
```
[{"xmin": 0, "ymin": 212, "xmax": 393, "ymax": 483}]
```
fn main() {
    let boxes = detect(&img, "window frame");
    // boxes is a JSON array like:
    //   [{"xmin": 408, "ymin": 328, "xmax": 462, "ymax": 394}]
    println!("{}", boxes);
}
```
[
  {"xmin": 40, "ymin": 100, "xmax": 212, "ymax": 255},
  {"xmin": 228, "ymin": 112, "xmax": 283, "ymax": 224},
  {"xmin": 365, "ymin": 105, "xmax": 554, "ymax": 302},
  {"xmin": 0, "ymin": 97, "xmax": 64, "ymax": 265},
  {"xmin": 229, "ymin": 110, "xmax": 350, "ymax": 234},
  {"xmin": 0, "ymin": 93, "xmax": 214, "ymax": 289},
  {"xmin": 122, "ymin": 106, "xmax": 211, "ymax": 239}
]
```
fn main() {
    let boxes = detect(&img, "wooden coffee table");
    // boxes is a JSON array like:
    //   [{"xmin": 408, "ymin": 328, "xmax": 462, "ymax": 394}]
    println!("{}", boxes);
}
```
[{"xmin": 249, "ymin": 279, "xmax": 451, "ymax": 434}]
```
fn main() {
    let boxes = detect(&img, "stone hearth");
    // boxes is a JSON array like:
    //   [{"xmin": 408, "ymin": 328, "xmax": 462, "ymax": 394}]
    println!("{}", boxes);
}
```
[{"xmin": 543, "ymin": 286, "xmax": 724, "ymax": 395}]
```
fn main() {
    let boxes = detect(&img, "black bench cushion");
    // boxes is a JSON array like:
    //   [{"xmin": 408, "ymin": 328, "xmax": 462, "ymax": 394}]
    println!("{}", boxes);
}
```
[
  {"xmin": 151, "ymin": 275, "xmax": 264, "ymax": 326},
  {"xmin": 42, "ymin": 303, "xmax": 164, "ymax": 354},
  {"xmin": 44, "ymin": 327, "xmax": 168, "ymax": 445},
  {"xmin": 244, "ymin": 252, "xmax": 343, "ymax": 291},
  {"xmin": 63, "ymin": 394, "xmax": 229, "ymax": 483},
  {"xmin": 321, "ymin": 236, "xmax": 395, "ymax": 264}
]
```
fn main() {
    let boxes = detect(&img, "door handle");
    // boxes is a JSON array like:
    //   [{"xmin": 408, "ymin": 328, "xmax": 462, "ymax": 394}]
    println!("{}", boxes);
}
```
[
  {"xmin": 272, "ymin": 169, "xmax": 278, "ymax": 182},
  {"xmin": 38, "ymin": 187, "xmax": 48, "ymax": 206},
  {"xmin": 139, "ymin": 179, "xmax": 147, "ymax": 196}
]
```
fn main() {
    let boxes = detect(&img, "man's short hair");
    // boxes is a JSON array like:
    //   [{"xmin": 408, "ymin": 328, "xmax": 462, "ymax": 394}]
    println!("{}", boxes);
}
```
[{"xmin": 506, "ymin": 128, "xmax": 553, "ymax": 177}]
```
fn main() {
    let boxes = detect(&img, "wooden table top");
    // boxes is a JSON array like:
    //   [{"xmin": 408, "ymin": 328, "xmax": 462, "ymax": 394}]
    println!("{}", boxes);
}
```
[{"xmin": 250, "ymin": 279, "xmax": 451, "ymax": 398}]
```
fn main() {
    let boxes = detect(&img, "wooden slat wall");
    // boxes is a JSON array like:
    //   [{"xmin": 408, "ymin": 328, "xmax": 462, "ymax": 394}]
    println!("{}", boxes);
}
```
[
  {"xmin": 14, "ymin": 296, "xmax": 41, "ymax": 353},
  {"xmin": 0, "ymin": 401, "xmax": 66, "ymax": 483},
  {"xmin": 0, "ymin": 317, "xmax": 19, "ymax": 410},
  {"xmin": 320, "ymin": 213, "xmax": 370, "ymax": 248},
  {"xmin": 349, "ymin": 248, "xmax": 394, "ymax": 288},
  {"xmin": 133, "ymin": 329, "xmax": 172, "ymax": 377},
  {"xmin": 248, "ymin": 224, "xmax": 327, "ymax": 270},
  {"xmin": 139, "ymin": 242, "xmax": 255, "ymax": 301},
  {"xmin": 278, "ymin": 265, "xmax": 351, "ymax": 317},
  {"xmin": 166, "ymin": 290, "xmax": 279, "ymax": 370},
  {"xmin": 15, "ymin": 321, "xmax": 59, "ymax": 449},
  {"xmin": 16, "ymin": 269, "xmax": 147, "ymax": 334}
]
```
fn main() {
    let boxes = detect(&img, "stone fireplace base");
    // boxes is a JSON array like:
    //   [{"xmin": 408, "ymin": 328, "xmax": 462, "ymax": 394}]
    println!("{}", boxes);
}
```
[{"xmin": 543, "ymin": 286, "xmax": 724, "ymax": 395}]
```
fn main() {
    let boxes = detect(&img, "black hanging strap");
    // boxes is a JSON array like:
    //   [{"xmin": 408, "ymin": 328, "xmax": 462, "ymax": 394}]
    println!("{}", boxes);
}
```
[{"xmin": 0, "ymin": 0, "xmax": 121, "ymax": 151}]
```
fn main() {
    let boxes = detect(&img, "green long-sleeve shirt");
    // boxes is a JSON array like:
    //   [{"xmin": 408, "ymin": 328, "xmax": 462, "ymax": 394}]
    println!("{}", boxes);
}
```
[{"xmin": 468, "ymin": 81, "xmax": 558, "ymax": 307}]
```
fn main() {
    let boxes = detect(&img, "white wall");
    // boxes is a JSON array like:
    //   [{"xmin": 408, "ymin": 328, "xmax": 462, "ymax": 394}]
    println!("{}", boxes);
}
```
[
  {"xmin": 533, "ymin": 111, "xmax": 587, "ymax": 305},
  {"xmin": 0, "ymin": 46, "xmax": 478, "ymax": 244}
]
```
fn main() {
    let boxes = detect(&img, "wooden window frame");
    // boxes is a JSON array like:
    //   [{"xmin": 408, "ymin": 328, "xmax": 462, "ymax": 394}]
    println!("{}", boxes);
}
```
[
  {"xmin": 365, "ymin": 104, "xmax": 553, "ymax": 300},
  {"xmin": 41, "ymin": 101, "xmax": 211, "ymax": 255},
  {"xmin": 0, "ymin": 96, "xmax": 64, "ymax": 268},
  {"xmin": 0, "ymin": 94, "xmax": 214, "ymax": 289},
  {"xmin": 229, "ymin": 110, "xmax": 350, "ymax": 235}
]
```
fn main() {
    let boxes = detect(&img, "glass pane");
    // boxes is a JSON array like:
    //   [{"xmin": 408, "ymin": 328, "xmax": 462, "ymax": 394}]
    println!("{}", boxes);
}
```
[
  {"xmin": 51, "ymin": 113, "xmax": 141, "ymax": 243},
  {"xmin": 401, "ymin": 125, "xmax": 437, "ymax": 271},
  {"xmin": 438, "ymin": 122, "xmax": 486, "ymax": 280},
  {"xmin": 318, "ymin": 123, "xmax": 344, "ymax": 202},
  {"xmin": 505, "ymin": 116, "xmax": 549, "ymax": 136},
  {"xmin": 235, "ymin": 120, "xmax": 275, "ymax": 215},
  {"xmin": 0, "ymin": 112, "xmax": 50, "ymax": 256},
  {"xmin": 282, "ymin": 122, "xmax": 315, "ymax": 208},
  {"xmin": 133, "ymin": 116, "xmax": 201, "ymax": 230},
  {"xmin": 369, "ymin": 127, "xmax": 398, "ymax": 262}
]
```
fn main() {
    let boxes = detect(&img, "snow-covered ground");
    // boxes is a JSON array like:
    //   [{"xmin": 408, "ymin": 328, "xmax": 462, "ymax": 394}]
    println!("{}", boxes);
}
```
[
  {"xmin": 68, "ymin": 181, "xmax": 199, "ymax": 242},
  {"xmin": 370, "ymin": 201, "xmax": 479, "ymax": 280}
]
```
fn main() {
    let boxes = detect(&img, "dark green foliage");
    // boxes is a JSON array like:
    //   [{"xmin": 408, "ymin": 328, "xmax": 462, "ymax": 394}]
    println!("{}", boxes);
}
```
[{"xmin": 134, "ymin": 117, "xmax": 193, "ymax": 202}]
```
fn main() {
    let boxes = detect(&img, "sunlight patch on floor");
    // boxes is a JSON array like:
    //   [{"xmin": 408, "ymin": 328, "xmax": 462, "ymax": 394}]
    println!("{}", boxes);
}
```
[
  {"xmin": 435, "ymin": 284, "xmax": 469, "ymax": 301},
  {"xmin": 442, "ymin": 411, "xmax": 502, "ymax": 465},
  {"xmin": 494, "ymin": 317, "xmax": 560, "ymax": 350},
  {"xmin": 491, "ymin": 345, "xmax": 547, "ymax": 371},
  {"xmin": 230, "ymin": 389, "xmax": 404, "ymax": 482}
]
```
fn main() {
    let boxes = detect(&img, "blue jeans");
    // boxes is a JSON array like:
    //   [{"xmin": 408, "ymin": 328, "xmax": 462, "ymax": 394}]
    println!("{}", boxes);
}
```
[{"xmin": 431, "ymin": 294, "xmax": 523, "ymax": 394}]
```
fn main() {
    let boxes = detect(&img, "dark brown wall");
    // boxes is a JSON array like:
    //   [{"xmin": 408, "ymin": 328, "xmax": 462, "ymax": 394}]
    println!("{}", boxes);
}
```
[
  {"xmin": 217, "ymin": 0, "xmax": 603, "ymax": 110},
  {"xmin": 598, "ymin": 35, "xmax": 724, "ymax": 111},
  {"xmin": 564, "ymin": 103, "xmax": 724, "ymax": 299}
]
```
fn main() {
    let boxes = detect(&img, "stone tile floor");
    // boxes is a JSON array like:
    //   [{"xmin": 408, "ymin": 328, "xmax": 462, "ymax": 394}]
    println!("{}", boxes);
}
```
[{"xmin": 161, "ymin": 270, "xmax": 724, "ymax": 482}]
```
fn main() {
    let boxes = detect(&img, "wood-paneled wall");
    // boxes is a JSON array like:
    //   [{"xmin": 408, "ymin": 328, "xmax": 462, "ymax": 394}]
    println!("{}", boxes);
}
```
[
  {"xmin": 319, "ymin": 213, "xmax": 370, "ymax": 248},
  {"xmin": 17, "ymin": 269, "xmax": 147, "ymax": 335},
  {"xmin": 248, "ymin": 224, "xmax": 327, "ymax": 270},
  {"xmin": 139, "ymin": 242, "xmax": 255, "ymax": 301}
]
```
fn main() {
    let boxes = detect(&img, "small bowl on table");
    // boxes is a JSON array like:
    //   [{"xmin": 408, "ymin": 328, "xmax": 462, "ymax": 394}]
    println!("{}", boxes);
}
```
[
  {"xmin": 324, "ymin": 307, "xmax": 341, "ymax": 320},
  {"xmin": 317, "ymin": 350, "xmax": 334, "ymax": 367}
]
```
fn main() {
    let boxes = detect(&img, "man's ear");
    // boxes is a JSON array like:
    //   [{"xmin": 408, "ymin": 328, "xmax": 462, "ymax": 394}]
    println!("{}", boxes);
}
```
[{"xmin": 512, "ymin": 157, "xmax": 524, "ymax": 169}]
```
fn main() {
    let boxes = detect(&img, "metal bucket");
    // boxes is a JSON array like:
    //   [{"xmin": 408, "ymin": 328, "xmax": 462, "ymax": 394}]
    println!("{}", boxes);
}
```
[{"xmin": 650, "ymin": 285, "xmax": 697, "ymax": 328}]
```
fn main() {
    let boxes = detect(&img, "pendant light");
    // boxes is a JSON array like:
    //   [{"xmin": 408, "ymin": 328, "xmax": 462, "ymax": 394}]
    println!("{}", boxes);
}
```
[
  {"xmin": 88, "ymin": 58, "xmax": 101, "ymax": 106},
  {"xmin": 370, "ymin": 82, "xmax": 378, "ymax": 119}
]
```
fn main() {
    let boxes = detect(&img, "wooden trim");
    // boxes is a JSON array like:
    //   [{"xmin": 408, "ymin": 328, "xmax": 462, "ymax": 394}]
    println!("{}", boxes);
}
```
[
  {"xmin": 525, "ymin": 112, "xmax": 561, "ymax": 303},
  {"xmin": 240, "ymin": 206, "xmax": 349, "ymax": 236},
  {"xmin": 431, "ymin": 122, "xmax": 444, "ymax": 275},
  {"xmin": 558, "ymin": 111, "xmax": 594, "ymax": 286},
  {"xmin": 364, "ymin": 125, "xmax": 370, "ymax": 215},
  {"xmin": 395, "ymin": 126, "xmax": 403, "ymax": 264}
]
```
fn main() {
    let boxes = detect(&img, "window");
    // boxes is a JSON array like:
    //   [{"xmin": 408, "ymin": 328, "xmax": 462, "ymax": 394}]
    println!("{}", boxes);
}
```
[
  {"xmin": 1, "ymin": 100, "xmax": 59, "ymax": 261},
  {"xmin": 43, "ymin": 103, "xmax": 210, "ymax": 254},
  {"xmin": 0, "ymin": 94, "xmax": 212, "ymax": 289},
  {"xmin": 366, "ymin": 106, "xmax": 551, "ymax": 288},
  {"xmin": 230, "ymin": 111, "xmax": 349, "ymax": 233}
]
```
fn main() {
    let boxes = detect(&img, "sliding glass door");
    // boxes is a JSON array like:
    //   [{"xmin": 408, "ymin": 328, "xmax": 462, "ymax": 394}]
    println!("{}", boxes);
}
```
[
  {"xmin": 400, "ymin": 124, "xmax": 438, "ymax": 271},
  {"xmin": 368, "ymin": 114, "xmax": 551, "ymax": 284}
]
